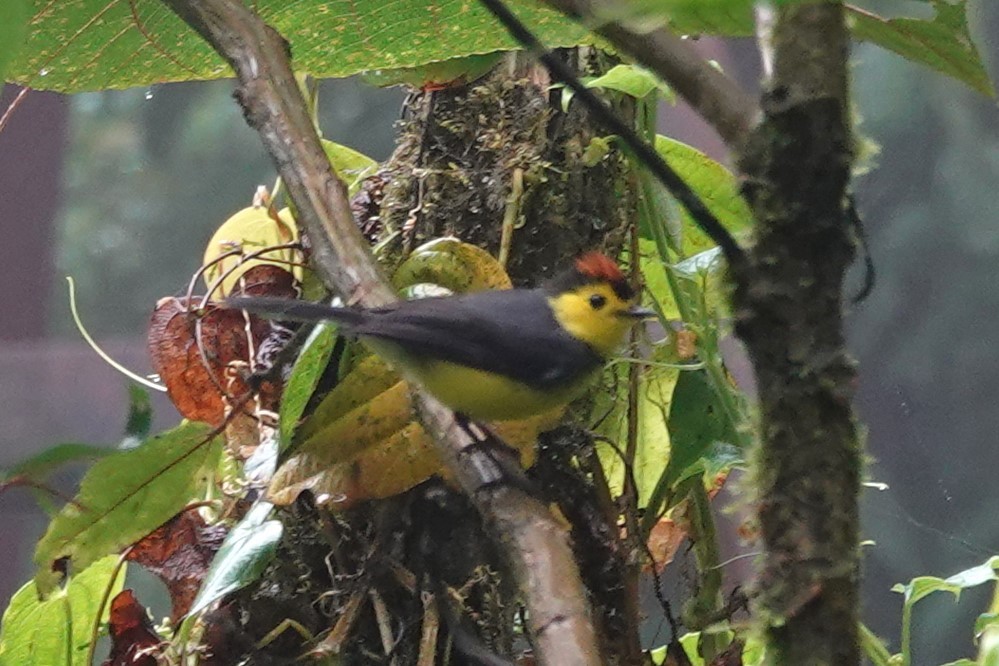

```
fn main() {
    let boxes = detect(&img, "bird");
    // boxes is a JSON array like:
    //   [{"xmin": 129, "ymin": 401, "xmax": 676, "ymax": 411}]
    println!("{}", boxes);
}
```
[{"xmin": 228, "ymin": 252, "xmax": 652, "ymax": 422}]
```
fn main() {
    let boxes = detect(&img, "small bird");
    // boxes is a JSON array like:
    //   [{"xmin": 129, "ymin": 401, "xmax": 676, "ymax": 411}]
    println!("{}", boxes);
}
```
[{"xmin": 229, "ymin": 252, "xmax": 652, "ymax": 421}]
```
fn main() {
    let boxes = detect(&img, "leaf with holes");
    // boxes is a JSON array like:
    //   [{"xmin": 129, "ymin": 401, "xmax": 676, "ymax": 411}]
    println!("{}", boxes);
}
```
[
  {"xmin": 147, "ymin": 296, "xmax": 282, "ymax": 425},
  {"xmin": 0, "ymin": 555, "xmax": 126, "ymax": 666},
  {"xmin": 33, "ymin": 422, "xmax": 222, "ymax": 596}
]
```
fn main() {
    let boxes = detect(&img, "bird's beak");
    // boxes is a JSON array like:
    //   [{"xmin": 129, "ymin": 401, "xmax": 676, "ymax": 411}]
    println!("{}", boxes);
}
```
[{"xmin": 619, "ymin": 305, "xmax": 656, "ymax": 320}]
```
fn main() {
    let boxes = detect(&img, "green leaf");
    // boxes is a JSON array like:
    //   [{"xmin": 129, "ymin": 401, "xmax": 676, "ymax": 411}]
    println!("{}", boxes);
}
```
[
  {"xmin": 279, "ymin": 323, "xmax": 338, "ymax": 451},
  {"xmin": 0, "ymin": 0, "xmax": 29, "ymax": 96},
  {"xmin": 562, "ymin": 63, "xmax": 676, "ymax": 109},
  {"xmin": 979, "ymin": 612, "xmax": 999, "ymax": 666},
  {"xmin": 122, "ymin": 384, "xmax": 153, "ymax": 444},
  {"xmin": 188, "ymin": 502, "xmax": 283, "ymax": 617},
  {"xmin": 10, "ymin": 0, "xmax": 992, "ymax": 97},
  {"xmin": 939, "ymin": 660, "xmax": 978, "ymax": 666},
  {"xmin": 8, "ymin": 0, "xmax": 588, "ymax": 93},
  {"xmin": 977, "ymin": 613, "xmax": 999, "ymax": 639},
  {"xmin": 361, "ymin": 52, "xmax": 504, "ymax": 89},
  {"xmin": 33, "ymin": 422, "xmax": 222, "ymax": 596},
  {"xmin": 893, "ymin": 557, "xmax": 999, "ymax": 606},
  {"xmin": 392, "ymin": 237, "xmax": 512, "ymax": 292},
  {"xmin": 1, "ymin": 444, "xmax": 108, "ymax": 486},
  {"xmin": 666, "ymin": 369, "xmax": 736, "ymax": 481},
  {"xmin": 652, "ymin": 136, "xmax": 753, "ymax": 255},
  {"xmin": 672, "ymin": 246, "xmax": 730, "ymax": 320},
  {"xmin": 850, "ymin": 1, "xmax": 995, "ymax": 98},
  {"xmin": 593, "ymin": 355, "xmax": 679, "ymax": 508},
  {"xmin": 0, "ymin": 556, "xmax": 125, "ymax": 666},
  {"xmin": 639, "ymin": 370, "xmax": 741, "ymax": 534},
  {"xmin": 588, "ymin": 63, "xmax": 674, "ymax": 102},
  {"xmin": 320, "ymin": 140, "xmax": 378, "ymax": 195},
  {"xmin": 596, "ymin": 1, "xmax": 993, "ymax": 96}
]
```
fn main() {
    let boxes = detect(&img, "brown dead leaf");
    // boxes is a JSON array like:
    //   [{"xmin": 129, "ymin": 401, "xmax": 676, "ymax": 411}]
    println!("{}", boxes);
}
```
[
  {"xmin": 646, "ymin": 516, "xmax": 689, "ymax": 573},
  {"xmin": 147, "ymin": 293, "xmax": 282, "ymax": 425},
  {"xmin": 126, "ymin": 511, "xmax": 227, "ymax": 623},
  {"xmin": 101, "ymin": 590, "xmax": 162, "ymax": 666},
  {"xmin": 232, "ymin": 264, "xmax": 299, "ymax": 299},
  {"xmin": 675, "ymin": 329, "xmax": 698, "ymax": 361}
]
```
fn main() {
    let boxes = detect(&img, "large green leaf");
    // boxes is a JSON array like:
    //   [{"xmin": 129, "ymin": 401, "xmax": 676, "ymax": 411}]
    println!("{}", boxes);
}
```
[
  {"xmin": 850, "ymin": 0, "xmax": 994, "ymax": 97},
  {"xmin": 10, "ymin": 1, "xmax": 992, "ymax": 96},
  {"xmin": 638, "ymin": 369, "xmax": 741, "ymax": 534},
  {"xmin": 593, "ymin": 356, "xmax": 679, "ymax": 508},
  {"xmin": 652, "ymin": 135, "xmax": 754, "ymax": 255},
  {"xmin": 605, "ymin": 1, "xmax": 992, "ymax": 96},
  {"xmin": 6, "ymin": 0, "xmax": 587, "ymax": 93},
  {"xmin": 0, "ymin": 556, "xmax": 126, "ymax": 666},
  {"xmin": 0, "ymin": 0, "xmax": 29, "ymax": 95},
  {"xmin": 33, "ymin": 422, "xmax": 222, "ymax": 595}
]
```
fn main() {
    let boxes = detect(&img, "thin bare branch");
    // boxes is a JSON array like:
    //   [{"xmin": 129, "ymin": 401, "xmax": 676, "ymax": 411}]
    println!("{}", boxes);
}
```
[
  {"xmin": 158, "ymin": 1, "xmax": 601, "ymax": 663},
  {"xmin": 540, "ymin": 0, "xmax": 759, "ymax": 149}
]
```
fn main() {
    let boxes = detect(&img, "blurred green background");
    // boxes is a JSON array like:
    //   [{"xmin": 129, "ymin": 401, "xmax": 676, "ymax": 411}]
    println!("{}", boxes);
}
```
[{"xmin": 0, "ymin": 3, "xmax": 997, "ymax": 663}]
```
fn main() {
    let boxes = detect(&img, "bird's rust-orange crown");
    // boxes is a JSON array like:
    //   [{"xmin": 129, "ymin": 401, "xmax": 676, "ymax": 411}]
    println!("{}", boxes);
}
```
[
  {"xmin": 574, "ymin": 252, "xmax": 626, "ymax": 285},
  {"xmin": 542, "ymin": 251, "xmax": 634, "ymax": 301}
]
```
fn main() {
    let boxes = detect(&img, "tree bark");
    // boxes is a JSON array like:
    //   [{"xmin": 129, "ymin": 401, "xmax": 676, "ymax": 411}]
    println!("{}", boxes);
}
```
[{"xmin": 732, "ymin": 5, "xmax": 860, "ymax": 664}]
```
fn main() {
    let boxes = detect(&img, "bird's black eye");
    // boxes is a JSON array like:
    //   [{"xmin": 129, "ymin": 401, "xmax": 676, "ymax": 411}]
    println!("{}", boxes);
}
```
[{"xmin": 589, "ymin": 294, "xmax": 607, "ymax": 310}]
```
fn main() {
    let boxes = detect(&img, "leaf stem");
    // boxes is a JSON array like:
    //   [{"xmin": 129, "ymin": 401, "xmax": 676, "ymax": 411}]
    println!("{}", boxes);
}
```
[
  {"xmin": 66, "ymin": 277, "xmax": 167, "ymax": 392},
  {"xmin": 858, "ymin": 622, "xmax": 894, "ymax": 666}
]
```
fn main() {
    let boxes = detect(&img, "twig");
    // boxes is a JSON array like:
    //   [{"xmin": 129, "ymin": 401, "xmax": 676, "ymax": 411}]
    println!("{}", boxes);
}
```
[
  {"xmin": 417, "ymin": 592, "xmax": 441, "ymax": 666},
  {"xmin": 0, "ymin": 87, "xmax": 31, "ymax": 136},
  {"xmin": 158, "ymin": 2, "xmax": 602, "ymax": 663},
  {"xmin": 85, "ymin": 547, "xmax": 132, "ymax": 666},
  {"xmin": 369, "ymin": 589, "xmax": 398, "ymax": 664},
  {"xmin": 540, "ymin": 0, "xmax": 758, "ymax": 148}
]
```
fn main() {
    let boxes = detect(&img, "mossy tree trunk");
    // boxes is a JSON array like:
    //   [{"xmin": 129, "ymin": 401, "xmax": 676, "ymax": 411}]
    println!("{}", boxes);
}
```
[{"xmin": 732, "ymin": 5, "xmax": 861, "ymax": 664}]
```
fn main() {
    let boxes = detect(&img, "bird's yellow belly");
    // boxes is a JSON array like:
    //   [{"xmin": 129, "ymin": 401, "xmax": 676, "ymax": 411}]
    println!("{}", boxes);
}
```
[
  {"xmin": 360, "ymin": 337, "xmax": 593, "ymax": 421},
  {"xmin": 412, "ymin": 361, "xmax": 584, "ymax": 421}
]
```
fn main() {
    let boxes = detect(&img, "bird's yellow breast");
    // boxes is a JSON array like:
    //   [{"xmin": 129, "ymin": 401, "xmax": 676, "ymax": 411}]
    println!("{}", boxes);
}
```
[{"xmin": 403, "ymin": 359, "xmax": 591, "ymax": 421}]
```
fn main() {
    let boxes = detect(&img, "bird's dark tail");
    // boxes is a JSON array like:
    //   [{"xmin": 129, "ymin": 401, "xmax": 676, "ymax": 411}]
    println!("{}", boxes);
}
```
[{"xmin": 225, "ymin": 296, "xmax": 367, "ymax": 327}]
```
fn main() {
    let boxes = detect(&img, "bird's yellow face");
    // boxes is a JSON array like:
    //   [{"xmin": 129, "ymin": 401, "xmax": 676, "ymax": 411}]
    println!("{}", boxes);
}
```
[{"xmin": 548, "ymin": 281, "xmax": 645, "ymax": 358}]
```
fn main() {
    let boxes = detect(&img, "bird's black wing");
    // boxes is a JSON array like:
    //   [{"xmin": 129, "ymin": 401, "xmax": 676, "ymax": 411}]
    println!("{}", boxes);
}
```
[{"xmin": 351, "ymin": 289, "xmax": 603, "ymax": 389}]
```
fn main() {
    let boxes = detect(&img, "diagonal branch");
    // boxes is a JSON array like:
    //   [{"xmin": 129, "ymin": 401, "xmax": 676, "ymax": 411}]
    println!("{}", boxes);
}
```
[
  {"xmin": 158, "ymin": 1, "xmax": 600, "ymax": 663},
  {"xmin": 539, "ymin": 0, "xmax": 759, "ymax": 149}
]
